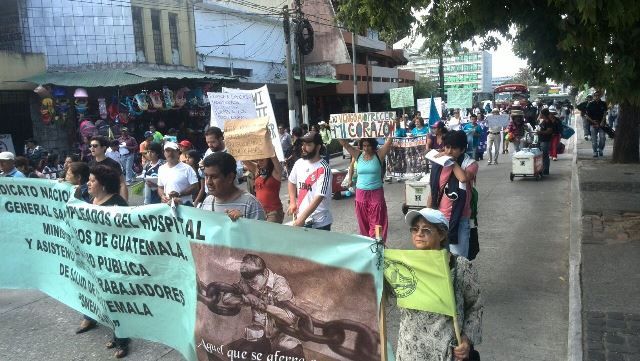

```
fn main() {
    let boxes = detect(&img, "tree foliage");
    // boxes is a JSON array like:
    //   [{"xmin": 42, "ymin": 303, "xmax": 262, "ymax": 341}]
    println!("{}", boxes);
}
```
[
  {"xmin": 335, "ymin": 0, "xmax": 640, "ymax": 162},
  {"xmin": 413, "ymin": 76, "xmax": 439, "ymax": 100}
]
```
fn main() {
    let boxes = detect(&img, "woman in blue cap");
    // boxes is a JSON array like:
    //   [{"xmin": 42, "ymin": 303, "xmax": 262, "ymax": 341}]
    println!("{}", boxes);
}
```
[{"xmin": 395, "ymin": 208, "xmax": 483, "ymax": 361}]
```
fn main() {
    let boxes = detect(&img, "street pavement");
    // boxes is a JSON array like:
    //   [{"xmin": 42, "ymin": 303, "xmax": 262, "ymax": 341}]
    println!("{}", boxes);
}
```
[
  {"xmin": 576, "ymin": 121, "xmax": 640, "ymax": 361},
  {"xmin": 1, "ymin": 146, "xmax": 573, "ymax": 360}
]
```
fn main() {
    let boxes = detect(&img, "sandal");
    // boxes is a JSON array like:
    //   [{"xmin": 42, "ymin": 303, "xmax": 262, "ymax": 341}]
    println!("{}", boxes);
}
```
[
  {"xmin": 75, "ymin": 319, "xmax": 97, "ymax": 334},
  {"xmin": 114, "ymin": 344, "xmax": 129, "ymax": 358}
]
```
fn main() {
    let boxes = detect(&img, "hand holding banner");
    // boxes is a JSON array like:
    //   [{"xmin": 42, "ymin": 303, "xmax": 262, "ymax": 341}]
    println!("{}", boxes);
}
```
[{"xmin": 223, "ymin": 117, "xmax": 275, "ymax": 161}]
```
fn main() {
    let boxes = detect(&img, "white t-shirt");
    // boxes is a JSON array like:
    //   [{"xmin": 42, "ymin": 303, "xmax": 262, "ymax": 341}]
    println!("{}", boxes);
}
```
[
  {"xmin": 288, "ymin": 158, "xmax": 333, "ymax": 228},
  {"xmin": 157, "ymin": 162, "xmax": 199, "ymax": 204}
]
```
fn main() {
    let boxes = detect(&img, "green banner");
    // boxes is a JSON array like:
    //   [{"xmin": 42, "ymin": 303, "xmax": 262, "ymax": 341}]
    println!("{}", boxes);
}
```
[
  {"xmin": 383, "ymin": 249, "xmax": 456, "ymax": 317},
  {"xmin": 446, "ymin": 88, "xmax": 473, "ymax": 109},
  {"xmin": 0, "ymin": 178, "xmax": 383, "ymax": 361},
  {"xmin": 389, "ymin": 86, "xmax": 414, "ymax": 108}
]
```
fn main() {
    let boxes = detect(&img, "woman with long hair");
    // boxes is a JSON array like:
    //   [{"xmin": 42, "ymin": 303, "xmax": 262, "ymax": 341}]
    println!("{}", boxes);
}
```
[
  {"xmin": 427, "ymin": 121, "xmax": 448, "ymax": 151},
  {"xmin": 244, "ymin": 155, "xmax": 284, "ymax": 223},
  {"xmin": 339, "ymin": 137, "xmax": 392, "ymax": 240}
]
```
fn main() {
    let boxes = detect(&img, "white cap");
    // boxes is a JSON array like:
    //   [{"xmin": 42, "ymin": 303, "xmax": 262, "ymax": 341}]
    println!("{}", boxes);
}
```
[
  {"xmin": 163, "ymin": 141, "xmax": 179, "ymax": 150},
  {"xmin": 0, "ymin": 151, "xmax": 15, "ymax": 161},
  {"xmin": 405, "ymin": 208, "xmax": 449, "ymax": 230}
]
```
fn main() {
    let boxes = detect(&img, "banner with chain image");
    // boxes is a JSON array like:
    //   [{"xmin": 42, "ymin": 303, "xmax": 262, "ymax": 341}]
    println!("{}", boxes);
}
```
[
  {"xmin": 385, "ymin": 136, "xmax": 429, "ymax": 178},
  {"xmin": 0, "ymin": 178, "xmax": 383, "ymax": 361}
]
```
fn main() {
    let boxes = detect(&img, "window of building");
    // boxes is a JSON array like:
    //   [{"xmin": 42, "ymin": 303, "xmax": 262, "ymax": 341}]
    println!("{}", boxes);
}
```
[
  {"xmin": 372, "ymin": 77, "xmax": 381, "ymax": 82},
  {"xmin": 205, "ymin": 66, "xmax": 253, "ymax": 77},
  {"xmin": 168, "ymin": 13, "xmax": 180, "ymax": 65},
  {"xmin": 131, "ymin": 7, "xmax": 145, "ymax": 62},
  {"xmin": 151, "ymin": 9, "xmax": 164, "ymax": 64}
]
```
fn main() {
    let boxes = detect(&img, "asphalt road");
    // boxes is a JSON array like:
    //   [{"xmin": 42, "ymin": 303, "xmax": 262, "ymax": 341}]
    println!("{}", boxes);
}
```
[{"xmin": 0, "ymin": 150, "xmax": 571, "ymax": 360}]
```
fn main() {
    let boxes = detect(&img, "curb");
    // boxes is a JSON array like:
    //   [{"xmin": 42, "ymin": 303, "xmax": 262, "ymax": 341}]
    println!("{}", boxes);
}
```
[{"xmin": 567, "ymin": 114, "xmax": 583, "ymax": 361}]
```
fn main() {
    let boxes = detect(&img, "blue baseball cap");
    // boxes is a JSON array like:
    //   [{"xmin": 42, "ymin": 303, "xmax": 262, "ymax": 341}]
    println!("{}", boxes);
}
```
[
  {"xmin": 144, "ymin": 131, "xmax": 154, "ymax": 138},
  {"xmin": 405, "ymin": 208, "xmax": 449, "ymax": 230}
]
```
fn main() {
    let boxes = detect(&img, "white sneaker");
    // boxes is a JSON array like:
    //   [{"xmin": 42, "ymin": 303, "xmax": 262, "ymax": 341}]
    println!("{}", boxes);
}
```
[{"xmin": 487, "ymin": 161, "xmax": 493, "ymax": 165}]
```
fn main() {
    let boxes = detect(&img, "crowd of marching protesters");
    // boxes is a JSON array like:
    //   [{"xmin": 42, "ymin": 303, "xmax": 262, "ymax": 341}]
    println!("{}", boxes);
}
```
[{"xmin": 0, "ymin": 90, "xmax": 616, "ymax": 360}]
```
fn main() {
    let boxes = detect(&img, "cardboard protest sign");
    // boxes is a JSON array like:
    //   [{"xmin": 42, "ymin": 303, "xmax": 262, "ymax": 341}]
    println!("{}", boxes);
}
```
[
  {"xmin": 0, "ymin": 134, "xmax": 15, "ymax": 153},
  {"xmin": 385, "ymin": 136, "xmax": 429, "ymax": 178},
  {"xmin": 390, "ymin": 86, "xmax": 414, "ymax": 108},
  {"xmin": 329, "ymin": 112, "xmax": 396, "ymax": 139},
  {"xmin": 384, "ymin": 249, "xmax": 456, "ymax": 316},
  {"xmin": 486, "ymin": 114, "xmax": 510, "ymax": 129},
  {"xmin": 446, "ymin": 88, "xmax": 473, "ymax": 109},
  {"xmin": 222, "ymin": 86, "xmax": 284, "ymax": 161},
  {"xmin": 207, "ymin": 92, "xmax": 257, "ymax": 129},
  {"xmin": 0, "ymin": 178, "xmax": 383, "ymax": 361},
  {"xmin": 224, "ymin": 117, "xmax": 274, "ymax": 161}
]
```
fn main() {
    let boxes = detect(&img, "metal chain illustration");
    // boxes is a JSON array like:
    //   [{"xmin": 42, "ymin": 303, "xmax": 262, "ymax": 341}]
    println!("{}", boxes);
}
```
[{"xmin": 197, "ymin": 280, "xmax": 380, "ymax": 361}]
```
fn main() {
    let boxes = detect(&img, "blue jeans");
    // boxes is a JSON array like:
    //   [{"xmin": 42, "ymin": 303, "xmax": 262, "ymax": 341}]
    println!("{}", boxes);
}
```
[
  {"xmin": 590, "ymin": 126, "xmax": 606, "ymax": 153},
  {"xmin": 120, "ymin": 154, "xmax": 134, "ymax": 183},
  {"xmin": 583, "ymin": 117, "xmax": 591, "ymax": 137},
  {"xmin": 539, "ymin": 140, "xmax": 551, "ymax": 174},
  {"xmin": 449, "ymin": 217, "xmax": 470, "ymax": 258},
  {"xmin": 143, "ymin": 185, "xmax": 161, "ymax": 205}
]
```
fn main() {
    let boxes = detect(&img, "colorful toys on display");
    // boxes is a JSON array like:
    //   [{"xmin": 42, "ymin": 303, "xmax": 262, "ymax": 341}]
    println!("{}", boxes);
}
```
[
  {"xmin": 74, "ymin": 88, "xmax": 89, "ymax": 116},
  {"xmin": 97, "ymin": 97, "xmax": 108, "ymax": 120},
  {"xmin": 40, "ymin": 98, "xmax": 55, "ymax": 124},
  {"xmin": 162, "ymin": 86, "xmax": 174, "ymax": 109}
]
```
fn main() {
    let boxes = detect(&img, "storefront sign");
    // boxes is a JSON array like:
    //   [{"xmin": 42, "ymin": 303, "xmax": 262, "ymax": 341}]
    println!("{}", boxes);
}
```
[
  {"xmin": 446, "ymin": 88, "xmax": 473, "ymax": 109},
  {"xmin": 390, "ymin": 86, "xmax": 414, "ymax": 109},
  {"xmin": 223, "ymin": 117, "xmax": 275, "ymax": 161},
  {"xmin": 0, "ymin": 134, "xmax": 16, "ymax": 153},
  {"xmin": 386, "ymin": 136, "xmax": 429, "ymax": 178},
  {"xmin": 207, "ymin": 92, "xmax": 257, "ymax": 129},
  {"xmin": 329, "ymin": 112, "xmax": 396, "ymax": 139},
  {"xmin": 222, "ymin": 86, "xmax": 284, "ymax": 161},
  {"xmin": 0, "ymin": 178, "xmax": 383, "ymax": 361}
]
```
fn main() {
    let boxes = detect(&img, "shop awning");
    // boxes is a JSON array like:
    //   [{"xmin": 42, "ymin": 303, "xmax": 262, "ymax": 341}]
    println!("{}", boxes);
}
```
[
  {"xmin": 294, "ymin": 76, "xmax": 341, "ymax": 84},
  {"xmin": 20, "ymin": 67, "xmax": 236, "ymax": 87},
  {"xmin": 21, "ymin": 69, "xmax": 153, "ymax": 87}
]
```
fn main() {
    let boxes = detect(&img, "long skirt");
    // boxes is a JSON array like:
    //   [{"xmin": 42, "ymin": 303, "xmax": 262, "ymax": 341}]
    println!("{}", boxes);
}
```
[{"xmin": 355, "ymin": 187, "xmax": 388, "ymax": 241}]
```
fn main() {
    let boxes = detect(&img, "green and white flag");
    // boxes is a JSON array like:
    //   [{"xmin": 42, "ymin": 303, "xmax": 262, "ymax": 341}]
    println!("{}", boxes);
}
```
[{"xmin": 383, "ymin": 249, "xmax": 456, "ymax": 316}]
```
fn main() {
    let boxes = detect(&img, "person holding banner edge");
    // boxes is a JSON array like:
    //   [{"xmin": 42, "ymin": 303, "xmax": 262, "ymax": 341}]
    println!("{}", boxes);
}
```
[
  {"xmin": 339, "ymin": 137, "xmax": 392, "ymax": 240},
  {"xmin": 244, "ymin": 155, "xmax": 285, "ymax": 223},
  {"xmin": 393, "ymin": 208, "xmax": 482, "ymax": 361}
]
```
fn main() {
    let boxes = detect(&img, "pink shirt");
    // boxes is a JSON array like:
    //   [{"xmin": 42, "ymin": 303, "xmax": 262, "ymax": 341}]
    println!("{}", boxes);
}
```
[{"xmin": 437, "ymin": 161, "xmax": 478, "ymax": 219}]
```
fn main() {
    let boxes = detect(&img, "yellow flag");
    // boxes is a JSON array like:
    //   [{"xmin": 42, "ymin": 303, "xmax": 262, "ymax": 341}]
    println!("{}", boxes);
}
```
[{"xmin": 383, "ymin": 249, "xmax": 456, "ymax": 316}]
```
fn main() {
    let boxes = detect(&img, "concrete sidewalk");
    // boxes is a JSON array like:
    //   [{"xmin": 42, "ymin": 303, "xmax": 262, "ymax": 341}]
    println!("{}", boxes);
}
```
[{"xmin": 576, "ymin": 122, "xmax": 640, "ymax": 361}]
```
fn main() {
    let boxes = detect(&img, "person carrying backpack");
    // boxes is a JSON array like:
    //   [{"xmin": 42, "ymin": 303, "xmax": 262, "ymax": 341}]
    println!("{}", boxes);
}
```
[{"xmin": 339, "ymin": 138, "xmax": 392, "ymax": 240}]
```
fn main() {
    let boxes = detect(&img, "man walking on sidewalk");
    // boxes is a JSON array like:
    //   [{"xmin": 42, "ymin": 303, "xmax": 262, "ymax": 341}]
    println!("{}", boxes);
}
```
[
  {"xmin": 117, "ymin": 127, "xmax": 138, "ymax": 185},
  {"xmin": 577, "ymin": 95, "xmax": 592, "ymax": 141},
  {"xmin": 486, "ymin": 109, "xmax": 502, "ymax": 164},
  {"xmin": 585, "ymin": 90, "xmax": 608, "ymax": 157}
]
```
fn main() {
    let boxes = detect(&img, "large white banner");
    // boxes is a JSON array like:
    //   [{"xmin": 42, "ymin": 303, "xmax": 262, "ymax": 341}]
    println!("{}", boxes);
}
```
[
  {"xmin": 222, "ymin": 85, "xmax": 285, "ymax": 161},
  {"xmin": 417, "ymin": 97, "xmax": 442, "ymax": 117},
  {"xmin": 207, "ymin": 92, "xmax": 257, "ymax": 129}
]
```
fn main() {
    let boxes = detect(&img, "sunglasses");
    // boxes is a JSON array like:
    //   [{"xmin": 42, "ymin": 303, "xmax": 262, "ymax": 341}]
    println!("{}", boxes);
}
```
[
  {"xmin": 89, "ymin": 144, "xmax": 101, "ymax": 148},
  {"xmin": 409, "ymin": 227, "xmax": 434, "ymax": 235}
]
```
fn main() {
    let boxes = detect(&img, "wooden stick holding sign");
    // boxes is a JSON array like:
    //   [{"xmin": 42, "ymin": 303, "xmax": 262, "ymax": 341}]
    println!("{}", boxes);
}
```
[
  {"xmin": 376, "ymin": 224, "xmax": 388, "ymax": 361},
  {"xmin": 223, "ymin": 117, "xmax": 275, "ymax": 161}
]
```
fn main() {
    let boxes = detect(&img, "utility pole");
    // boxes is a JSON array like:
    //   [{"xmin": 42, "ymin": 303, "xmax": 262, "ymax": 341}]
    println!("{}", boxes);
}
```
[
  {"xmin": 283, "ymin": 5, "xmax": 296, "ymax": 130},
  {"xmin": 351, "ymin": 31, "xmax": 358, "ymax": 113},
  {"xmin": 294, "ymin": 0, "xmax": 308, "ymax": 126}
]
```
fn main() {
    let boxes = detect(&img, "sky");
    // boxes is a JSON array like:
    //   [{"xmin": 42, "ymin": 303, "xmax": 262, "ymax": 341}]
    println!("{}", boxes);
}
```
[{"xmin": 394, "ymin": 34, "xmax": 528, "ymax": 78}]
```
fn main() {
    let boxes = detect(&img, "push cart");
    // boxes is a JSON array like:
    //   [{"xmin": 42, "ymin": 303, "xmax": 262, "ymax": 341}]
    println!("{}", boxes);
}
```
[
  {"xmin": 510, "ymin": 148, "xmax": 544, "ymax": 181},
  {"xmin": 401, "ymin": 177, "xmax": 430, "ymax": 214}
]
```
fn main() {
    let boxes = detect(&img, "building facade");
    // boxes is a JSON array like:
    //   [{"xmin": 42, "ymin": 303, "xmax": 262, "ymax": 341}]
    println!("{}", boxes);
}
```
[
  {"xmin": 492, "ymin": 75, "xmax": 512, "ymax": 88},
  {"xmin": 401, "ymin": 50, "xmax": 492, "ymax": 93}
]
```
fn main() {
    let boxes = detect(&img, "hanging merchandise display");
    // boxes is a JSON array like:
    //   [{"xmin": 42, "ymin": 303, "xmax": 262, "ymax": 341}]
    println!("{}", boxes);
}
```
[
  {"xmin": 163, "ymin": 86, "xmax": 175, "ymax": 109},
  {"xmin": 78, "ymin": 118, "xmax": 98, "ymax": 139},
  {"xmin": 33, "ymin": 84, "xmax": 51, "ymax": 98},
  {"xmin": 134, "ymin": 91, "xmax": 150, "ymax": 111},
  {"xmin": 108, "ymin": 96, "xmax": 120, "ymax": 120},
  {"xmin": 174, "ymin": 87, "xmax": 189, "ymax": 108},
  {"xmin": 123, "ymin": 96, "xmax": 143, "ymax": 117},
  {"xmin": 52, "ymin": 87, "xmax": 71, "ymax": 126},
  {"xmin": 40, "ymin": 98, "xmax": 55, "ymax": 125},
  {"xmin": 149, "ymin": 90, "xmax": 164, "ymax": 110},
  {"xmin": 98, "ymin": 97, "xmax": 108, "ymax": 120},
  {"xmin": 74, "ymin": 88, "xmax": 89, "ymax": 116}
]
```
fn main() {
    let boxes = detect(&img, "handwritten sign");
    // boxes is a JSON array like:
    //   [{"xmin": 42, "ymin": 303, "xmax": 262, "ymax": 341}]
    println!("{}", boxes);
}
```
[
  {"xmin": 417, "ymin": 97, "xmax": 442, "ymax": 117},
  {"xmin": 207, "ymin": 92, "xmax": 256, "ymax": 129},
  {"xmin": 446, "ymin": 88, "xmax": 473, "ymax": 109},
  {"xmin": 390, "ymin": 86, "xmax": 414, "ymax": 108},
  {"xmin": 222, "ymin": 85, "xmax": 284, "ymax": 161},
  {"xmin": 329, "ymin": 112, "xmax": 396, "ymax": 139},
  {"xmin": 223, "ymin": 117, "xmax": 275, "ymax": 161},
  {"xmin": 486, "ymin": 114, "xmax": 510, "ymax": 129}
]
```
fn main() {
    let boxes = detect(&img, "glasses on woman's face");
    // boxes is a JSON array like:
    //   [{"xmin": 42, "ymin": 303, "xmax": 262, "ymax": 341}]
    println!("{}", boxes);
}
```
[
  {"xmin": 89, "ymin": 144, "xmax": 101, "ymax": 148},
  {"xmin": 410, "ymin": 226, "xmax": 434, "ymax": 235}
]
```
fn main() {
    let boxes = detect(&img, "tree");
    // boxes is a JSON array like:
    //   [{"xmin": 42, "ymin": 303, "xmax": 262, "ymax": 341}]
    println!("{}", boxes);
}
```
[
  {"xmin": 413, "ymin": 76, "xmax": 439, "ymax": 100},
  {"xmin": 336, "ymin": 0, "xmax": 640, "ymax": 163}
]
